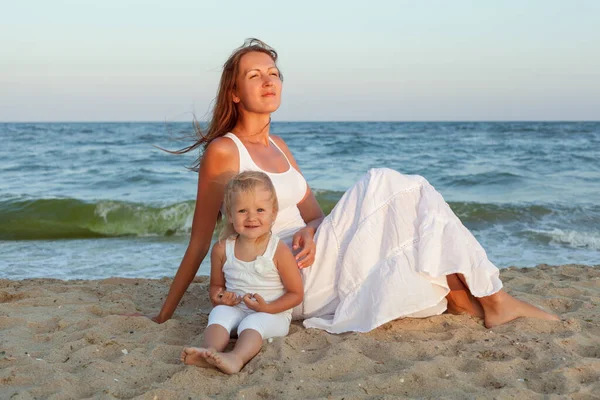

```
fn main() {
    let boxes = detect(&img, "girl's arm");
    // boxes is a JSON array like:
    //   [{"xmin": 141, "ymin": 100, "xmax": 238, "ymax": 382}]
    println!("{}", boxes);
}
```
[
  {"xmin": 153, "ymin": 138, "xmax": 238, "ymax": 323},
  {"xmin": 208, "ymin": 240, "xmax": 226, "ymax": 305},
  {"xmin": 243, "ymin": 241, "xmax": 304, "ymax": 314},
  {"xmin": 208, "ymin": 240, "xmax": 242, "ymax": 306}
]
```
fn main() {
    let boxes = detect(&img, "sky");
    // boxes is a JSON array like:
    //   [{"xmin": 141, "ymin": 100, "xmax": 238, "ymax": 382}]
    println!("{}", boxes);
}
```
[{"xmin": 1, "ymin": 0, "xmax": 599, "ymax": 121}]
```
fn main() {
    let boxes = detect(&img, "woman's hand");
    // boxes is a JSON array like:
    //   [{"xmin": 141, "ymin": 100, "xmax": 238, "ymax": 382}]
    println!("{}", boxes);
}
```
[
  {"xmin": 292, "ymin": 226, "xmax": 316, "ymax": 269},
  {"xmin": 121, "ymin": 312, "xmax": 165, "ymax": 324},
  {"xmin": 211, "ymin": 287, "xmax": 242, "ymax": 307},
  {"xmin": 243, "ymin": 293, "xmax": 270, "ymax": 313}
]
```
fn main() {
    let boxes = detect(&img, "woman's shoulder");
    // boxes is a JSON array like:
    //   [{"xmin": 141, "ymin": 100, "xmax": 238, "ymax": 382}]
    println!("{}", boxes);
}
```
[
  {"xmin": 269, "ymin": 134, "xmax": 288, "ymax": 149},
  {"xmin": 205, "ymin": 135, "xmax": 238, "ymax": 157},
  {"xmin": 200, "ymin": 136, "xmax": 239, "ymax": 176}
]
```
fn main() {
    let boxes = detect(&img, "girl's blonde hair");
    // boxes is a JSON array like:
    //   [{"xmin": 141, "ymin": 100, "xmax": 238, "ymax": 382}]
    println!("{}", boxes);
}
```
[{"xmin": 220, "ymin": 171, "xmax": 279, "ymax": 243}]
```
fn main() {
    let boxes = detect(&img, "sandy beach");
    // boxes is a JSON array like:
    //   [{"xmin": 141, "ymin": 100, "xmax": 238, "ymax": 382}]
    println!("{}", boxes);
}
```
[{"xmin": 1, "ymin": 264, "xmax": 599, "ymax": 399}]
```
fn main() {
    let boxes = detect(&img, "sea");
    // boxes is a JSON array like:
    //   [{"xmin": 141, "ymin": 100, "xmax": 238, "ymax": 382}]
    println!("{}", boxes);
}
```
[{"xmin": 1, "ymin": 121, "xmax": 599, "ymax": 280}]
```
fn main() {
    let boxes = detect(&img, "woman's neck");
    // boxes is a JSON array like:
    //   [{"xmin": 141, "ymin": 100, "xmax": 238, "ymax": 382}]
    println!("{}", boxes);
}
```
[{"xmin": 232, "ymin": 112, "xmax": 271, "ymax": 145}]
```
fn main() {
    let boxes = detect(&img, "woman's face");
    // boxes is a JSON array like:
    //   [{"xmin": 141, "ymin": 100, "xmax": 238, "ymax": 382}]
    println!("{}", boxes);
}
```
[{"xmin": 233, "ymin": 51, "xmax": 282, "ymax": 114}]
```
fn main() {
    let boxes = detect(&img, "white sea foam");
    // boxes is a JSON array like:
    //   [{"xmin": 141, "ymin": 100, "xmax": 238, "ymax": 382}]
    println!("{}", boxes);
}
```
[
  {"xmin": 94, "ymin": 201, "xmax": 123, "ymax": 223},
  {"xmin": 93, "ymin": 200, "xmax": 194, "ymax": 236},
  {"xmin": 535, "ymin": 228, "xmax": 600, "ymax": 250}
]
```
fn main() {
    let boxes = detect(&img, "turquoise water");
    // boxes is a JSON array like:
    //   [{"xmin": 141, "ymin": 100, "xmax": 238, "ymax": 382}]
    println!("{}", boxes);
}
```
[{"xmin": 1, "ymin": 121, "xmax": 599, "ymax": 279}]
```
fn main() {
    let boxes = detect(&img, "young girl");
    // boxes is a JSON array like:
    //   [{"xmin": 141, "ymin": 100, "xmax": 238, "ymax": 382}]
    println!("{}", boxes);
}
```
[{"xmin": 180, "ymin": 171, "xmax": 303, "ymax": 374}]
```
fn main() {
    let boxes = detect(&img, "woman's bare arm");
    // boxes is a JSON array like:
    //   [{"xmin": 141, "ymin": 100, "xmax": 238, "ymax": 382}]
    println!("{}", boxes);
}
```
[
  {"xmin": 271, "ymin": 135, "xmax": 324, "ymax": 268},
  {"xmin": 270, "ymin": 135, "xmax": 324, "ymax": 225},
  {"xmin": 154, "ymin": 138, "xmax": 238, "ymax": 323}
]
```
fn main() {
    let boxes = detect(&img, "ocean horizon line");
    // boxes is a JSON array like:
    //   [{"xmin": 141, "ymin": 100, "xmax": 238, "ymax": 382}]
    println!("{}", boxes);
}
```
[{"xmin": 2, "ymin": 120, "xmax": 599, "ymax": 124}]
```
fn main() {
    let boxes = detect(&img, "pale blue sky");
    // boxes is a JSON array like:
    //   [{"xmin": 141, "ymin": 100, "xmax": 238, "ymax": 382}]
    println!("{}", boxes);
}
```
[{"xmin": 1, "ymin": 0, "xmax": 599, "ymax": 121}]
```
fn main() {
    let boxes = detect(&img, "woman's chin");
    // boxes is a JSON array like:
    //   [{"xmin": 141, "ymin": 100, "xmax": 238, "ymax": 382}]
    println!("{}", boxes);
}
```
[
  {"xmin": 262, "ymin": 104, "xmax": 280, "ymax": 114},
  {"xmin": 242, "ymin": 105, "xmax": 280, "ymax": 116},
  {"xmin": 258, "ymin": 108, "xmax": 280, "ymax": 116},
  {"xmin": 260, "ymin": 98, "xmax": 281, "ymax": 114}
]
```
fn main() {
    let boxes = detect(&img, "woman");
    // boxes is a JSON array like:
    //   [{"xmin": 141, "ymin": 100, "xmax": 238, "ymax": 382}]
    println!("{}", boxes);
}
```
[{"xmin": 147, "ymin": 39, "xmax": 558, "ymax": 332}]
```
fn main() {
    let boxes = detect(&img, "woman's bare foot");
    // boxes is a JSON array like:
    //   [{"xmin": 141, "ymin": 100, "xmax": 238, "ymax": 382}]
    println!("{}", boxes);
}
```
[
  {"xmin": 446, "ymin": 296, "xmax": 484, "ymax": 318},
  {"xmin": 204, "ymin": 349, "xmax": 244, "ymax": 374},
  {"xmin": 180, "ymin": 347, "xmax": 213, "ymax": 368},
  {"xmin": 445, "ymin": 274, "xmax": 485, "ymax": 319},
  {"xmin": 479, "ymin": 290, "xmax": 560, "ymax": 328}
]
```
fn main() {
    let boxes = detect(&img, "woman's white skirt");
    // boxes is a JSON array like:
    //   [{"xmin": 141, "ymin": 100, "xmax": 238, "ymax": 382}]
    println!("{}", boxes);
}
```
[{"xmin": 290, "ymin": 168, "xmax": 503, "ymax": 333}]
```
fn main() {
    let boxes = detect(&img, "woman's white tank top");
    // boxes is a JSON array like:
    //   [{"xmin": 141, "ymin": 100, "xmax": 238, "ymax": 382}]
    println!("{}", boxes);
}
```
[{"xmin": 223, "ymin": 133, "xmax": 307, "ymax": 244}]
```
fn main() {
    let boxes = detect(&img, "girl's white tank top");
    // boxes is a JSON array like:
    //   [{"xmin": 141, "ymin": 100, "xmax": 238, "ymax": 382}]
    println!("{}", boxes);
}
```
[{"xmin": 224, "ymin": 233, "xmax": 292, "ymax": 317}]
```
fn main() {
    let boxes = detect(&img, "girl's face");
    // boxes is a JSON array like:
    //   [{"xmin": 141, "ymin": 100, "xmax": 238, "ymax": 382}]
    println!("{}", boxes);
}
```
[
  {"xmin": 229, "ymin": 187, "xmax": 276, "ymax": 240},
  {"xmin": 233, "ymin": 51, "xmax": 282, "ymax": 114}
]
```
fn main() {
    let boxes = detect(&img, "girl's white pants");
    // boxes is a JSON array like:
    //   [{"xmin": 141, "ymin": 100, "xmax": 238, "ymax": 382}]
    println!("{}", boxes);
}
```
[{"xmin": 207, "ymin": 305, "xmax": 292, "ymax": 339}]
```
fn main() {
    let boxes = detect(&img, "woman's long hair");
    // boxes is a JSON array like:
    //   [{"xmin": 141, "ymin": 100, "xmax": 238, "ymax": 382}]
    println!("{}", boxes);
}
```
[{"xmin": 174, "ymin": 38, "xmax": 282, "ymax": 171}]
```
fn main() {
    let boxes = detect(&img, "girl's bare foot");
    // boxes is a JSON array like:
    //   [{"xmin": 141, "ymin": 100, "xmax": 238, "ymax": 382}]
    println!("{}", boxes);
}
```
[
  {"xmin": 180, "ymin": 347, "xmax": 213, "ymax": 368},
  {"xmin": 204, "ymin": 349, "xmax": 244, "ymax": 374},
  {"xmin": 479, "ymin": 290, "xmax": 560, "ymax": 328}
]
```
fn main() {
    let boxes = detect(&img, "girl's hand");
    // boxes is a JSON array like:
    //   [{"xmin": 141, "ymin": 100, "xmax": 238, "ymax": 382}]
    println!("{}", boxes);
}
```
[
  {"xmin": 211, "ymin": 288, "xmax": 242, "ymax": 306},
  {"xmin": 292, "ymin": 227, "xmax": 316, "ymax": 269},
  {"xmin": 243, "ymin": 293, "xmax": 269, "ymax": 312}
]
